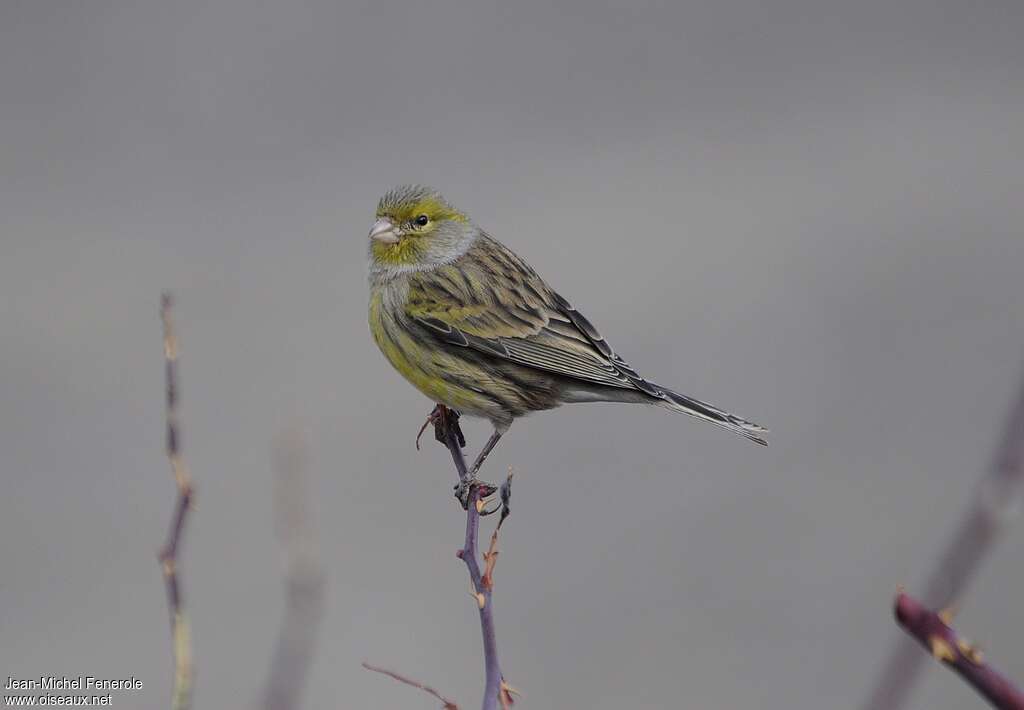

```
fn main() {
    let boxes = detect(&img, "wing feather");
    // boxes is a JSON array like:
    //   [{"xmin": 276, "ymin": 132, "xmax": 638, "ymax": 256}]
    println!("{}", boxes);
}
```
[{"xmin": 406, "ymin": 235, "xmax": 638, "ymax": 390}]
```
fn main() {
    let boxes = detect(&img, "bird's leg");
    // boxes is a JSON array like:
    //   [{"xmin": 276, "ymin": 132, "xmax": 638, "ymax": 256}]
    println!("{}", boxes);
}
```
[
  {"xmin": 429, "ymin": 409, "xmax": 505, "ymax": 510},
  {"xmin": 469, "ymin": 427, "xmax": 505, "ymax": 478},
  {"xmin": 454, "ymin": 425, "xmax": 507, "ymax": 512},
  {"xmin": 424, "ymin": 406, "xmax": 487, "ymax": 509}
]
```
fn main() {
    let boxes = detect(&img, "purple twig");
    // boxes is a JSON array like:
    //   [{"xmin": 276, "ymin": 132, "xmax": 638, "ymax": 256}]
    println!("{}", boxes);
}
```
[
  {"xmin": 863, "ymin": 366, "xmax": 1024, "ymax": 710},
  {"xmin": 433, "ymin": 407, "xmax": 514, "ymax": 710},
  {"xmin": 894, "ymin": 591, "xmax": 1024, "ymax": 710}
]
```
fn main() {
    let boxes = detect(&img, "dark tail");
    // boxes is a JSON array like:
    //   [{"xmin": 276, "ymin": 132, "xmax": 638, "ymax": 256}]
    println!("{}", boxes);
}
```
[{"xmin": 657, "ymin": 387, "xmax": 769, "ymax": 446}]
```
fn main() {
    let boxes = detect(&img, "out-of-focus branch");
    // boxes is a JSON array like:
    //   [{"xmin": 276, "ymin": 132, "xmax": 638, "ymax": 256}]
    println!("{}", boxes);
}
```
[
  {"xmin": 158, "ymin": 293, "xmax": 194, "ymax": 710},
  {"xmin": 362, "ymin": 662, "xmax": 459, "ymax": 710},
  {"xmin": 863, "ymin": 367, "xmax": 1024, "ymax": 710},
  {"xmin": 433, "ymin": 407, "xmax": 516, "ymax": 710},
  {"xmin": 261, "ymin": 428, "xmax": 326, "ymax": 710},
  {"xmin": 894, "ymin": 591, "xmax": 1024, "ymax": 710}
]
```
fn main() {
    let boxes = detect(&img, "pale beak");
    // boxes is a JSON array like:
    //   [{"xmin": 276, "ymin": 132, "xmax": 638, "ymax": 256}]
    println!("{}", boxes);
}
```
[{"xmin": 368, "ymin": 218, "xmax": 399, "ymax": 244}]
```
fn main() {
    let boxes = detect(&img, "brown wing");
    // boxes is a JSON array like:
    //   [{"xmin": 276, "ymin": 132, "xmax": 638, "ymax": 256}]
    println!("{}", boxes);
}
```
[{"xmin": 406, "ymin": 235, "xmax": 658, "ymax": 393}]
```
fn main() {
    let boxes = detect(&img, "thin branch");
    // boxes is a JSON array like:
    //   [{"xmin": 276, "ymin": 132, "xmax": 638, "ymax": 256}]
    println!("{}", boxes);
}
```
[
  {"xmin": 158, "ymin": 293, "xmax": 194, "ymax": 710},
  {"xmin": 432, "ymin": 407, "xmax": 515, "ymax": 710},
  {"xmin": 862, "ymin": 366, "xmax": 1024, "ymax": 710},
  {"xmin": 366, "ymin": 407, "xmax": 516, "ymax": 709},
  {"xmin": 894, "ymin": 591, "xmax": 1024, "ymax": 710},
  {"xmin": 362, "ymin": 662, "xmax": 460, "ymax": 710},
  {"xmin": 261, "ymin": 428, "xmax": 326, "ymax": 710}
]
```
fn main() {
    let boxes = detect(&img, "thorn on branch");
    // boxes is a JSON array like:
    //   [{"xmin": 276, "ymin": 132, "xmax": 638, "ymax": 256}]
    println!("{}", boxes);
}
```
[
  {"xmin": 938, "ymin": 604, "xmax": 958, "ymax": 626},
  {"xmin": 499, "ymin": 677, "xmax": 520, "ymax": 709}
]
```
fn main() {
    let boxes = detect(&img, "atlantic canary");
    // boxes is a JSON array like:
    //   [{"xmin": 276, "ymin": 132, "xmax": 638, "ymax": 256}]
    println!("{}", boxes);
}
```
[{"xmin": 367, "ymin": 185, "xmax": 767, "ymax": 482}]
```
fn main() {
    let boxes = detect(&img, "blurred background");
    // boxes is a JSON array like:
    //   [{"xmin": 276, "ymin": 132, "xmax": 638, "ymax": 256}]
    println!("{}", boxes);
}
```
[{"xmin": 1, "ymin": 1, "xmax": 1022, "ymax": 708}]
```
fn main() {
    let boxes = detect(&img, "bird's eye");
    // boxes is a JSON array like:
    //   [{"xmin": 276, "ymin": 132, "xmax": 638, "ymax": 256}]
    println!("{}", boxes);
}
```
[{"xmin": 414, "ymin": 214, "xmax": 429, "ymax": 227}]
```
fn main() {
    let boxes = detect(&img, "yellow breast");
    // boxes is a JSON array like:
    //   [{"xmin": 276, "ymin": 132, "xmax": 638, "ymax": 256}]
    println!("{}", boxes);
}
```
[{"xmin": 368, "ymin": 287, "xmax": 496, "ymax": 415}]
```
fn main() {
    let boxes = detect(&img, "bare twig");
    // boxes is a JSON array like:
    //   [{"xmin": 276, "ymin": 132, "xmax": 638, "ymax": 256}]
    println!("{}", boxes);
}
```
[
  {"xmin": 367, "ymin": 407, "xmax": 516, "ymax": 709},
  {"xmin": 158, "ymin": 293, "xmax": 194, "ymax": 710},
  {"xmin": 864, "ymin": 367, "xmax": 1024, "ymax": 710},
  {"xmin": 261, "ymin": 428, "xmax": 326, "ymax": 710},
  {"xmin": 894, "ymin": 591, "xmax": 1024, "ymax": 710},
  {"xmin": 432, "ymin": 407, "xmax": 515, "ymax": 710},
  {"xmin": 362, "ymin": 662, "xmax": 460, "ymax": 709}
]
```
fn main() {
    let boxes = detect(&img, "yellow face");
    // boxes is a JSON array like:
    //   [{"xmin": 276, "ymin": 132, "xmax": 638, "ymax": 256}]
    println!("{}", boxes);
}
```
[{"xmin": 370, "ymin": 190, "xmax": 469, "ymax": 266}]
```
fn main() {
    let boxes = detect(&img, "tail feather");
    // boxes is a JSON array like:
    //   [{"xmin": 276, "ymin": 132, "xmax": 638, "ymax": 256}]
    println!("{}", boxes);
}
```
[{"xmin": 658, "ymin": 387, "xmax": 769, "ymax": 446}]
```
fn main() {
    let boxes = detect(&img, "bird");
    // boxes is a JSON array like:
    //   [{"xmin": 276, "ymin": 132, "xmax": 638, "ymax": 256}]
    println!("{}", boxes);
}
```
[{"xmin": 367, "ymin": 185, "xmax": 767, "ymax": 491}]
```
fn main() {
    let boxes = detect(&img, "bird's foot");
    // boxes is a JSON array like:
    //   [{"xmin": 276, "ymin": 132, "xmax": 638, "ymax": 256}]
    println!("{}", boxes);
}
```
[
  {"xmin": 415, "ymin": 406, "xmax": 442, "ymax": 450},
  {"xmin": 454, "ymin": 477, "xmax": 500, "ymax": 513},
  {"xmin": 416, "ymin": 404, "xmax": 465, "ymax": 450}
]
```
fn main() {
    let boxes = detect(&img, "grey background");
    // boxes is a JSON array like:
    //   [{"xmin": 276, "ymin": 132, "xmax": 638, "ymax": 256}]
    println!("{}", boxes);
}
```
[{"xmin": 2, "ymin": 1, "xmax": 1023, "ymax": 708}]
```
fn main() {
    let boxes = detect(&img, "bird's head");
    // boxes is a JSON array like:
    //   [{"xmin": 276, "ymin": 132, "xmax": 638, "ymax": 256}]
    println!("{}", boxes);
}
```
[{"xmin": 368, "ymin": 185, "xmax": 477, "ymax": 273}]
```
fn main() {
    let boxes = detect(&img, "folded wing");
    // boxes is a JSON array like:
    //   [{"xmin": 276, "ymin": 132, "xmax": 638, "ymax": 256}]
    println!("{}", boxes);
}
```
[{"xmin": 406, "ymin": 235, "xmax": 644, "ymax": 392}]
